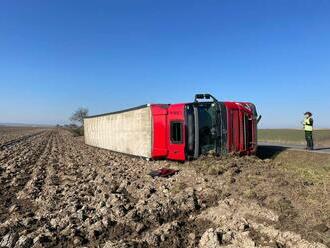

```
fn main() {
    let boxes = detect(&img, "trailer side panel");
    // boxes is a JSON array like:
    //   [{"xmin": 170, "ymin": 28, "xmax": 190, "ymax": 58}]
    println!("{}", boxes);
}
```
[{"xmin": 84, "ymin": 106, "xmax": 153, "ymax": 158}]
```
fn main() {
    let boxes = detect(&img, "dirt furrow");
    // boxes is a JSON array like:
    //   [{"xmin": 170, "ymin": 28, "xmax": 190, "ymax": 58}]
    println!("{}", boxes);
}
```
[
  {"xmin": 0, "ymin": 131, "xmax": 52, "ymax": 222},
  {"xmin": 0, "ymin": 131, "xmax": 48, "ymax": 164},
  {"xmin": 0, "ymin": 128, "xmax": 328, "ymax": 248},
  {"xmin": 0, "ymin": 131, "xmax": 46, "ymax": 151},
  {"xmin": 18, "ymin": 131, "xmax": 55, "ymax": 201}
]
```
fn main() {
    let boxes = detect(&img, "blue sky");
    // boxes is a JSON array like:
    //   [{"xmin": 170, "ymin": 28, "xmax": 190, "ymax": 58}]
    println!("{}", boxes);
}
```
[{"xmin": 0, "ymin": 0, "xmax": 329, "ymax": 128}]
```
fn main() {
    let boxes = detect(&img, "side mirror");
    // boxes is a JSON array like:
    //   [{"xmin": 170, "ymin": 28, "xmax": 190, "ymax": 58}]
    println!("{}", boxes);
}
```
[{"xmin": 257, "ymin": 115, "xmax": 262, "ymax": 124}]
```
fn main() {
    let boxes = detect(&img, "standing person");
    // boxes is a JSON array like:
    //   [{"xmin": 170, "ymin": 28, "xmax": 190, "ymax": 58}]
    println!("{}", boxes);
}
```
[{"xmin": 303, "ymin": 112, "xmax": 314, "ymax": 150}]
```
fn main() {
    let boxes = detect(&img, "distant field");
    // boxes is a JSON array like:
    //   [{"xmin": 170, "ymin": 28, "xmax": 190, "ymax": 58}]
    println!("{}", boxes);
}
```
[{"xmin": 258, "ymin": 129, "xmax": 330, "ymax": 146}]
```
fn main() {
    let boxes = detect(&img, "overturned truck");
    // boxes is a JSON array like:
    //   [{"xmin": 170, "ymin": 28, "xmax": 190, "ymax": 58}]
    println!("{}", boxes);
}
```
[{"xmin": 84, "ymin": 94, "xmax": 259, "ymax": 161}]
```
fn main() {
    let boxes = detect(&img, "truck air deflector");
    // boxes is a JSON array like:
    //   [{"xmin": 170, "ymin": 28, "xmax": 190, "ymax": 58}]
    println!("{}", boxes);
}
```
[{"xmin": 193, "ymin": 105, "xmax": 199, "ymax": 159}]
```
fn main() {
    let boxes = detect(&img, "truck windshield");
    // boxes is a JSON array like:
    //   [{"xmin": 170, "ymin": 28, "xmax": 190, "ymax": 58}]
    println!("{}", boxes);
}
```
[{"xmin": 198, "ymin": 104, "xmax": 217, "ymax": 154}]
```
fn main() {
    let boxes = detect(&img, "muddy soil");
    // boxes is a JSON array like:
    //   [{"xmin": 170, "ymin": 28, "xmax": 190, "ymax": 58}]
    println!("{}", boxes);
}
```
[
  {"xmin": 0, "ymin": 127, "xmax": 48, "ymax": 147},
  {"xmin": 0, "ymin": 128, "xmax": 328, "ymax": 248}
]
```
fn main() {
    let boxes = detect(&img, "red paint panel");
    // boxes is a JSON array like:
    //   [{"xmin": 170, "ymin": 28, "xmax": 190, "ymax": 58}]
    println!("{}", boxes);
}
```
[
  {"xmin": 233, "ymin": 109, "xmax": 241, "ymax": 152},
  {"xmin": 238, "ymin": 102, "xmax": 257, "ymax": 154},
  {"xmin": 225, "ymin": 102, "xmax": 256, "ymax": 154},
  {"xmin": 166, "ymin": 104, "xmax": 186, "ymax": 161},
  {"xmin": 225, "ymin": 102, "xmax": 257, "ymax": 155},
  {"xmin": 151, "ymin": 105, "xmax": 169, "ymax": 159},
  {"xmin": 225, "ymin": 102, "xmax": 237, "ymax": 153},
  {"xmin": 241, "ymin": 102, "xmax": 258, "ymax": 154}
]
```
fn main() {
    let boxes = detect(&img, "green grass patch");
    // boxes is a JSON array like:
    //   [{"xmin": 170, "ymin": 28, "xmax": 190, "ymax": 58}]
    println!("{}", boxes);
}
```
[
  {"xmin": 258, "ymin": 129, "xmax": 330, "ymax": 145},
  {"xmin": 274, "ymin": 150, "xmax": 330, "ymax": 185}
]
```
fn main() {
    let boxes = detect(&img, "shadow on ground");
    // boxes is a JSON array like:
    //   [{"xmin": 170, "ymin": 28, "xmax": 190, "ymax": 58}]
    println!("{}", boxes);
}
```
[
  {"xmin": 257, "ymin": 145, "xmax": 288, "ymax": 159},
  {"xmin": 314, "ymin": 147, "xmax": 330, "ymax": 151}
]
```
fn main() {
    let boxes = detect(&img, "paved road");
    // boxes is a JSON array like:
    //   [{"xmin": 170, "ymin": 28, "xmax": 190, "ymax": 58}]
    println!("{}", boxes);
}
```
[{"xmin": 259, "ymin": 142, "xmax": 330, "ymax": 154}]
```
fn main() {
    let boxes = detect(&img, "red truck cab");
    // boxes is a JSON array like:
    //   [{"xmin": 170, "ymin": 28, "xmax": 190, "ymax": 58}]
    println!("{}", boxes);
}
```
[{"xmin": 151, "ymin": 94, "xmax": 259, "ymax": 161}]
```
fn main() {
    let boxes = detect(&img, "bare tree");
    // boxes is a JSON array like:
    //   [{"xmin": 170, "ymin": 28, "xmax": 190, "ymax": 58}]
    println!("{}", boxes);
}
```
[{"xmin": 70, "ymin": 107, "xmax": 88, "ymax": 126}]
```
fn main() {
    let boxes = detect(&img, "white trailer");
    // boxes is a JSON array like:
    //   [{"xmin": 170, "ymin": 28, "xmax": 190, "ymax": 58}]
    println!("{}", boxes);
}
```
[{"xmin": 84, "ymin": 105, "xmax": 153, "ymax": 158}]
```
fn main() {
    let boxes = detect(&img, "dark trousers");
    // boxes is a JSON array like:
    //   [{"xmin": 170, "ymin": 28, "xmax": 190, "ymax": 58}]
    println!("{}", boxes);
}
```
[{"xmin": 305, "ymin": 131, "xmax": 314, "ymax": 149}]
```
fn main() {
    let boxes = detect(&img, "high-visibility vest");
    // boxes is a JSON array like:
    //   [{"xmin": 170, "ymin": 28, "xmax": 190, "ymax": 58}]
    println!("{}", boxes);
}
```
[{"xmin": 304, "ymin": 117, "xmax": 313, "ymax": 131}]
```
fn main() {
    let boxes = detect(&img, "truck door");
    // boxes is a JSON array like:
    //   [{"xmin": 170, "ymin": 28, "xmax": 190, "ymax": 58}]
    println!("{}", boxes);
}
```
[{"xmin": 167, "ymin": 104, "xmax": 186, "ymax": 161}]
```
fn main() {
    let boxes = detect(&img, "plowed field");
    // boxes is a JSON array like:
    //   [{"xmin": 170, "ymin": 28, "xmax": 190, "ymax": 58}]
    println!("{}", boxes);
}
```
[{"xmin": 0, "ymin": 127, "xmax": 329, "ymax": 248}]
